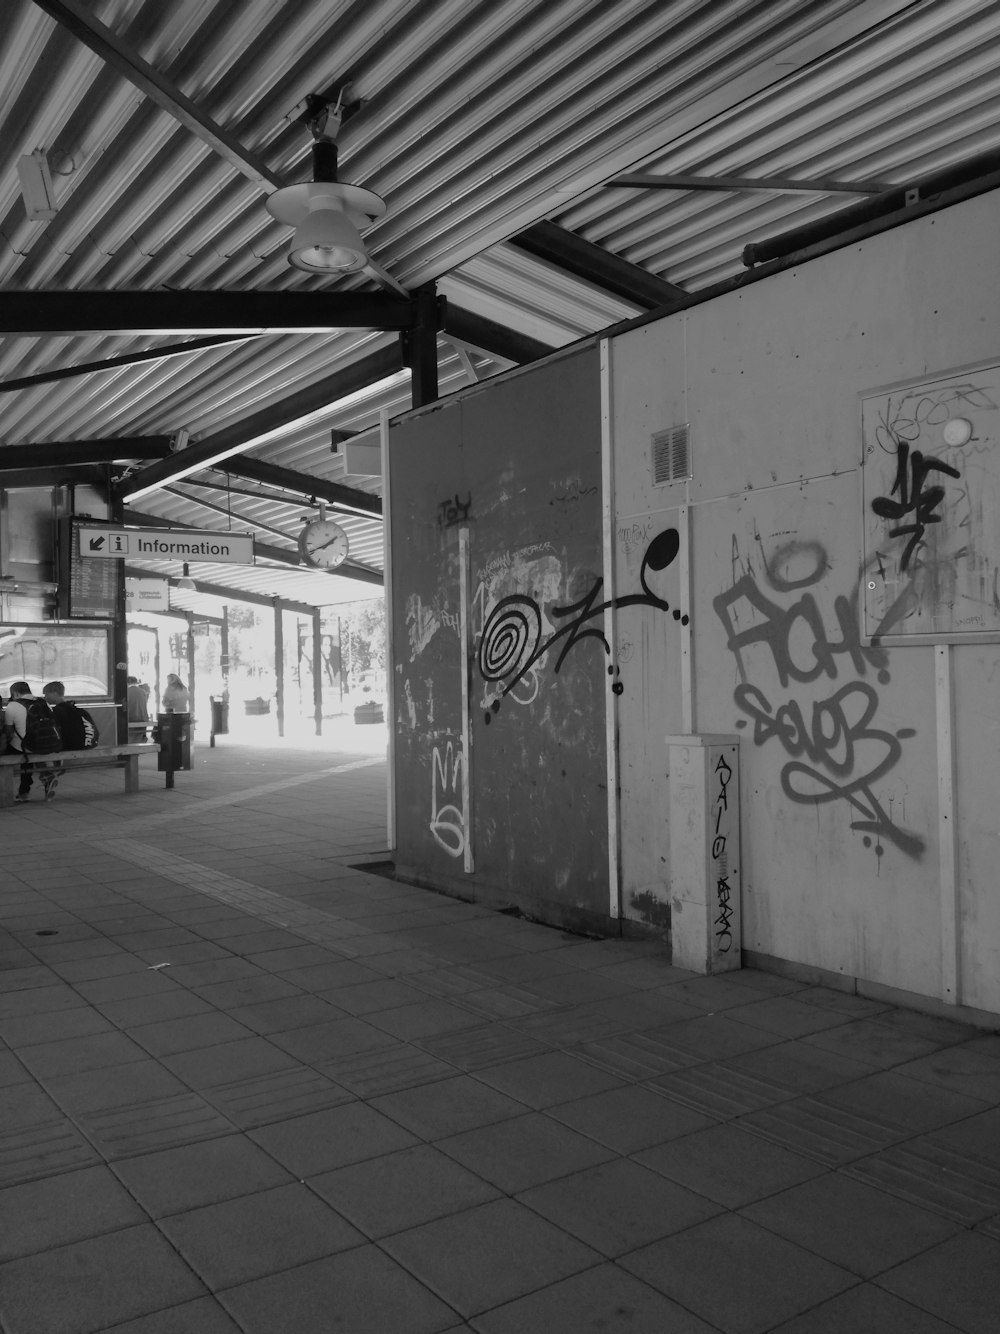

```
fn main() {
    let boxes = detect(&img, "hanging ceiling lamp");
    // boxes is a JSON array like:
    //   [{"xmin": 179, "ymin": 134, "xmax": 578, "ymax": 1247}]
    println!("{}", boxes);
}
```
[
  {"xmin": 176, "ymin": 562, "xmax": 196, "ymax": 591},
  {"xmin": 266, "ymin": 99, "xmax": 385, "ymax": 274}
]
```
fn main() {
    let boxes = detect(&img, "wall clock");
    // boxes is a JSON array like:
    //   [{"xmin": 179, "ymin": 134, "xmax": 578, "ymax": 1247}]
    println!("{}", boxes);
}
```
[{"xmin": 298, "ymin": 516, "xmax": 350, "ymax": 569}]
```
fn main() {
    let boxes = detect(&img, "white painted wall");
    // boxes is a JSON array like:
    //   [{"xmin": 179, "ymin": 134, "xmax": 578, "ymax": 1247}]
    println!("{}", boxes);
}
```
[{"xmin": 610, "ymin": 190, "xmax": 1000, "ymax": 1015}]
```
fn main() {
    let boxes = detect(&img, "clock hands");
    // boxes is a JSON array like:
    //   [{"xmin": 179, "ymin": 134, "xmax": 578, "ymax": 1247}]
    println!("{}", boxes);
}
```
[{"xmin": 310, "ymin": 534, "xmax": 347, "ymax": 553}]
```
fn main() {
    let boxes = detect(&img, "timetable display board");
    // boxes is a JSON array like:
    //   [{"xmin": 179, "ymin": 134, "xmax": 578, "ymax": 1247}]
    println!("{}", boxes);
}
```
[{"xmin": 57, "ymin": 518, "xmax": 122, "ymax": 620}]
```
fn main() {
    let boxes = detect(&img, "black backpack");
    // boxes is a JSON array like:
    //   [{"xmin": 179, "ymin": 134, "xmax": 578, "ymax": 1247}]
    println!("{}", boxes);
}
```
[
  {"xmin": 54, "ymin": 701, "xmax": 99, "ymax": 750},
  {"xmin": 23, "ymin": 700, "xmax": 62, "ymax": 754}
]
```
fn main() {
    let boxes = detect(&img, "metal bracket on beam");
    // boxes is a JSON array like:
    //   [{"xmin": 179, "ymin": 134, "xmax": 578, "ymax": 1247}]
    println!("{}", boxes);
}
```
[{"xmin": 287, "ymin": 86, "xmax": 364, "ymax": 131}]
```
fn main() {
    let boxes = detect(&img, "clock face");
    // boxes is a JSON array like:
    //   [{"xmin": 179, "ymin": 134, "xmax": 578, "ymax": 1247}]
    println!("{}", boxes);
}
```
[{"xmin": 299, "ymin": 518, "xmax": 350, "ymax": 569}]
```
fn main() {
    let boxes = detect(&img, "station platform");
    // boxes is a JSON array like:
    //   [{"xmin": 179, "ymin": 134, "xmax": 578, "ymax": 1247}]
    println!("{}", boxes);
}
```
[{"xmin": 0, "ymin": 728, "xmax": 998, "ymax": 1333}]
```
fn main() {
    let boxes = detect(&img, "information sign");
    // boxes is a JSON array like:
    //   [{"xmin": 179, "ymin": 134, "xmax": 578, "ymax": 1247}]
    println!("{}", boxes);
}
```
[{"xmin": 78, "ymin": 527, "xmax": 254, "ymax": 565}]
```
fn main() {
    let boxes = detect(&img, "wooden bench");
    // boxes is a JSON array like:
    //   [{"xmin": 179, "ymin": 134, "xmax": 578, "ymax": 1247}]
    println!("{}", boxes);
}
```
[{"xmin": 0, "ymin": 743, "xmax": 159, "ymax": 808}]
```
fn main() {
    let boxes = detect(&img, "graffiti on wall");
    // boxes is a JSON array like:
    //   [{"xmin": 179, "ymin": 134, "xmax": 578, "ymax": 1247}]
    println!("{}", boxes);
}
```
[
  {"xmin": 712, "ymin": 751, "xmax": 735, "ymax": 956},
  {"xmin": 714, "ymin": 537, "xmax": 924, "ymax": 860},
  {"xmin": 405, "ymin": 592, "xmax": 459, "ymax": 663},
  {"xmin": 438, "ymin": 493, "xmax": 473, "ymax": 529},
  {"xmin": 477, "ymin": 528, "xmax": 688, "ymax": 723},
  {"xmin": 429, "ymin": 739, "xmax": 466, "ymax": 858},
  {"xmin": 870, "ymin": 443, "xmax": 961, "ymax": 573},
  {"xmin": 862, "ymin": 371, "xmax": 1000, "ymax": 637}
]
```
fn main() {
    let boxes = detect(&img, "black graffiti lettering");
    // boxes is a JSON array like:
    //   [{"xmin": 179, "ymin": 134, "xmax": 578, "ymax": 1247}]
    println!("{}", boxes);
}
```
[
  {"xmin": 478, "ymin": 530, "xmax": 688, "ymax": 716},
  {"xmin": 715, "ymin": 878, "xmax": 733, "ymax": 952},
  {"xmin": 714, "ymin": 752, "xmax": 732, "ymax": 790},
  {"xmin": 438, "ymin": 492, "xmax": 473, "ymax": 528},
  {"xmin": 871, "ymin": 444, "xmax": 960, "ymax": 571}
]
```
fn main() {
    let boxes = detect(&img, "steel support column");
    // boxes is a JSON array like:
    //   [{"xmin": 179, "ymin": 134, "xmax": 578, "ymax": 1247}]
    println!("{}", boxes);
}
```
[
  {"xmin": 402, "ymin": 283, "xmax": 442, "ymax": 408},
  {"xmin": 186, "ymin": 613, "xmax": 196, "ymax": 731},
  {"xmin": 274, "ymin": 600, "xmax": 284, "ymax": 739},
  {"xmin": 108, "ymin": 477, "xmax": 129, "ymax": 742},
  {"xmin": 313, "ymin": 610, "xmax": 323, "ymax": 738}
]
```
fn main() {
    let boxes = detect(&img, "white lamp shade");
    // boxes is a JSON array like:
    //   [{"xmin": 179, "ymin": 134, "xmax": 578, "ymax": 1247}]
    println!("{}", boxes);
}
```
[
  {"xmin": 289, "ymin": 203, "xmax": 368, "ymax": 273},
  {"xmin": 266, "ymin": 180, "xmax": 386, "ymax": 274}
]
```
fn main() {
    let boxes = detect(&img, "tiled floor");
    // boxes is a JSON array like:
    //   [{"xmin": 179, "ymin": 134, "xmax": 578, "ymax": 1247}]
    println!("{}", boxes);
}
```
[{"xmin": 0, "ymin": 728, "xmax": 998, "ymax": 1333}]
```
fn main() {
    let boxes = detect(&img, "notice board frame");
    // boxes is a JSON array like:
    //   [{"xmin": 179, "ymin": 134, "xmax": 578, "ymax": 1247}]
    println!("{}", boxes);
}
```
[
  {"xmin": 860, "ymin": 359, "xmax": 1000, "ymax": 646},
  {"xmin": 0, "ymin": 622, "xmax": 114, "ymax": 700}
]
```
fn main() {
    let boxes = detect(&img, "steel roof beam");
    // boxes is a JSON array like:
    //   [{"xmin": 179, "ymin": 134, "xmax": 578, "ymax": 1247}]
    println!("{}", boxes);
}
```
[
  {"xmin": 161, "ymin": 485, "xmax": 298, "ymax": 546},
  {"xmin": 32, "ymin": 0, "xmax": 284, "ymax": 192},
  {"xmin": 0, "ymin": 438, "xmax": 172, "ymax": 469},
  {"xmin": 183, "ymin": 477, "xmax": 324, "ymax": 511},
  {"xmin": 0, "ymin": 290, "xmax": 416, "ymax": 336},
  {"xmin": 0, "ymin": 464, "xmax": 107, "ymax": 489},
  {"xmin": 224, "ymin": 457, "xmax": 382, "ymax": 518},
  {"xmin": 508, "ymin": 220, "xmax": 685, "ymax": 311},
  {"xmin": 441, "ymin": 305, "xmax": 555, "ymax": 366},
  {"xmin": 29, "ymin": 3, "xmax": 407, "ymax": 297},
  {"xmin": 0, "ymin": 336, "xmax": 261, "ymax": 393},
  {"xmin": 118, "ymin": 344, "xmax": 403, "ymax": 501},
  {"xmin": 608, "ymin": 173, "xmax": 893, "ymax": 195}
]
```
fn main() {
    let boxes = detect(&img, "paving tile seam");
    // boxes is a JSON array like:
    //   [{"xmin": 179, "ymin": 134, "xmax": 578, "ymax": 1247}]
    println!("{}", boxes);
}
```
[
  {"xmin": 84, "ymin": 838, "xmax": 389, "ymax": 961},
  {"xmin": 65, "ymin": 755, "xmax": 385, "ymax": 835}
]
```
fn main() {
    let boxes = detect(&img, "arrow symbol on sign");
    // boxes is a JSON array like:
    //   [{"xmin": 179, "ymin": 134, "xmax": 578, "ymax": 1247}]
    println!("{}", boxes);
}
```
[{"xmin": 89, "ymin": 537, "xmax": 106, "ymax": 551}]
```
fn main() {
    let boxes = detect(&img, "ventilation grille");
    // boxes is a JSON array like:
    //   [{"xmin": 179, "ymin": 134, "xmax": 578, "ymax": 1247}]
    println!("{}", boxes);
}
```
[{"xmin": 651, "ymin": 424, "xmax": 691, "ymax": 484}]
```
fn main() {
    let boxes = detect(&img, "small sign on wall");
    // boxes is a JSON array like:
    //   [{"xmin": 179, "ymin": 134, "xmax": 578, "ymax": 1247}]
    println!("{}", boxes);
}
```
[{"xmin": 125, "ymin": 577, "xmax": 170, "ymax": 613}]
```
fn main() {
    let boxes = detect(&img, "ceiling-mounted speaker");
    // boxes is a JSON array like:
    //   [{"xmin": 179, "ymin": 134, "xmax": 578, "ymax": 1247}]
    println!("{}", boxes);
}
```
[{"xmin": 17, "ymin": 151, "xmax": 57, "ymax": 220}]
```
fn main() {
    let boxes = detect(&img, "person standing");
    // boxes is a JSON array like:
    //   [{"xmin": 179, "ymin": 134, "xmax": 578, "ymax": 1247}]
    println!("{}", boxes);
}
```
[
  {"xmin": 162, "ymin": 673, "xmax": 190, "ymax": 712},
  {"xmin": 3, "ymin": 681, "xmax": 37, "ymax": 802},
  {"xmin": 127, "ymin": 675, "xmax": 149, "ymax": 741}
]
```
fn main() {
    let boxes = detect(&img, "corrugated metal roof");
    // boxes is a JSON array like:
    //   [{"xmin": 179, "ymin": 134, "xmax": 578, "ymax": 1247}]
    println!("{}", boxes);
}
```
[{"xmin": 1, "ymin": 0, "xmax": 998, "ymax": 609}]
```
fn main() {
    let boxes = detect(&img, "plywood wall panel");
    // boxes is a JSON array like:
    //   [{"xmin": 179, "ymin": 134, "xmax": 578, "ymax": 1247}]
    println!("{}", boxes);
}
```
[
  {"xmin": 611, "ymin": 188, "xmax": 1000, "ymax": 1013},
  {"xmin": 389, "ymin": 346, "xmax": 610, "ymax": 927}
]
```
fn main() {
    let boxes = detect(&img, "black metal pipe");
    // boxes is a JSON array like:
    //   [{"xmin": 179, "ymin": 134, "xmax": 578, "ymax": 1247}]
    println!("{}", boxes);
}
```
[
  {"xmin": 742, "ymin": 149, "xmax": 1000, "ymax": 268},
  {"xmin": 312, "ymin": 138, "xmax": 339, "ymax": 183}
]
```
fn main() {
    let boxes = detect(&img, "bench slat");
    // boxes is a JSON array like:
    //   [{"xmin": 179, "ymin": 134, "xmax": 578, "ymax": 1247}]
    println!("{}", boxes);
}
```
[{"xmin": 0, "ymin": 744, "xmax": 156, "ymax": 766}]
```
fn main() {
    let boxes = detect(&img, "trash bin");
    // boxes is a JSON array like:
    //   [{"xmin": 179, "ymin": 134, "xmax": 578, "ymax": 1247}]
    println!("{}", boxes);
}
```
[
  {"xmin": 210, "ymin": 696, "xmax": 229, "ymax": 735},
  {"xmin": 156, "ymin": 711, "xmax": 192, "ymax": 772}
]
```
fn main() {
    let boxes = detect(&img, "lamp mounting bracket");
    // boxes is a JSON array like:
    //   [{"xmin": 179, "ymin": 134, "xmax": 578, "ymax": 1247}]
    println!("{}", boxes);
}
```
[{"xmin": 288, "ymin": 86, "xmax": 364, "ymax": 139}]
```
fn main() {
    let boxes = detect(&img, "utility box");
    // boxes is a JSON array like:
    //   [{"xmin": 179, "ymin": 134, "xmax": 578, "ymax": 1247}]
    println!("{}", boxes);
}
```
[
  {"xmin": 157, "ymin": 711, "xmax": 192, "ymax": 773},
  {"xmin": 210, "ymin": 696, "xmax": 229, "ymax": 735},
  {"xmin": 667, "ymin": 735, "xmax": 741, "ymax": 974}
]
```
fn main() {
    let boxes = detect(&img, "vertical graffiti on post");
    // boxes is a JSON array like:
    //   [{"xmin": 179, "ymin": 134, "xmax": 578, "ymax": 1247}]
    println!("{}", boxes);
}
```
[
  {"xmin": 429, "ymin": 738, "xmax": 466, "ymax": 858},
  {"xmin": 714, "ymin": 537, "xmax": 924, "ymax": 860},
  {"xmin": 711, "ymin": 749, "xmax": 736, "ymax": 956}
]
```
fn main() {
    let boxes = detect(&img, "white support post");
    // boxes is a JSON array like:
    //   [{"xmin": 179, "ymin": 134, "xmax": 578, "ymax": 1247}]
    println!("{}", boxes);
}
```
[
  {"xmin": 458, "ymin": 525, "xmax": 474, "ymax": 874},
  {"xmin": 667, "ymin": 734, "xmax": 741, "ymax": 973},
  {"xmin": 380, "ymin": 406, "xmax": 396, "ymax": 851},
  {"xmin": 679, "ymin": 503, "xmax": 694, "ymax": 733},
  {"xmin": 935, "ymin": 643, "xmax": 960, "ymax": 1004},
  {"xmin": 600, "ymin": 338, "xmax": 621, "ymax": 920}
]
